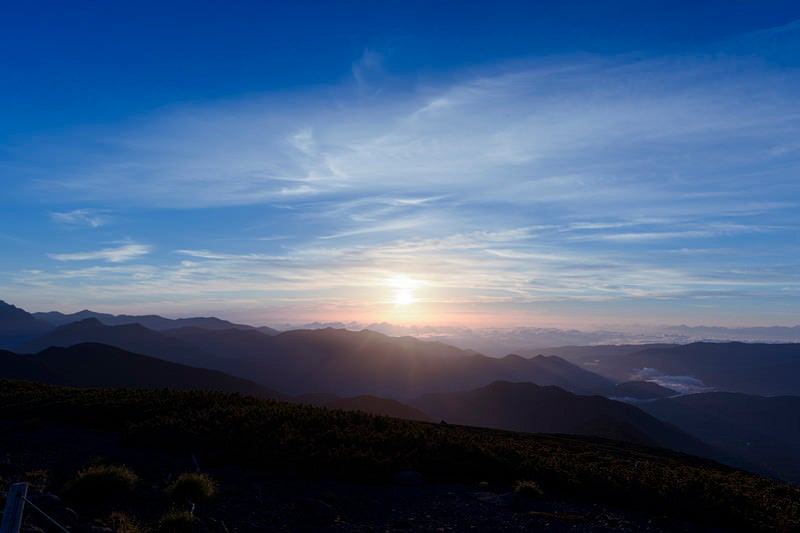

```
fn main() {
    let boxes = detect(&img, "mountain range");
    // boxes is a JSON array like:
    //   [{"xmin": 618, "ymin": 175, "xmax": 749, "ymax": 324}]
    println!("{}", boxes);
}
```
[
  {"xmin": 543, "ymin": 342, "xmax": 800, "ymax": 396},
  {"xmin": 0, "ymin": 300, "xmax": 50, "ymax": 348},
  {"xmin": 20, "ymin": 317, "xmax": 616, "ymax": 398},
  {"xmin": 32, "ymin": 307, "xmax": 279, "ymax": 334},
  {"xmin": 3, "ymin": 299, "xmax": 800, "ymax": 484}
]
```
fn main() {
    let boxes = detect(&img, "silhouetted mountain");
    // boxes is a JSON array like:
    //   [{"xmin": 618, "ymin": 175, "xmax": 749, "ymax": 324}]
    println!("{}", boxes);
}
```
[
  {"xmin": 610, "ymin": 343, "xmax": 800, "ymax": 395},
  {"xmin": 641, "ymin": 392, "xmax": 800, "ymax": 483},
  {"xmin": 0, "ymin": 348, "xmax": 59, "ymax": 382},
  {"xmin": 165, "ymin": 327, "xmax": 616, "ymax": 398},
  {"xmin": 165, "ymin": 326, "xmax": 281, "ymax": 362},
  {"xmin": 539, "ymin": 342, "xmax": 800, "ymax": 396},
  {"xmin": 527, "ymin": 354, "xmax": 615, "ymax": 392},
  {"xmin": 527, "ymin": 344, "xmax": 678, "ymax": 365},
  {"xmin": 0, "ymin": 300, "xmax": 51, "ymax": 349},
  {"xmin": 1, "ymin": 342, "xmax": 282, "ymax": 398},
  {"xmin": 612, "ymin": 381, "xmax": 677, "ymax": 399},
  {"xmin": 663, "ymin": 324, "xmax": 800, "ymax": 343},
  {"xmin": 19, "ymin": 318, "xmax": 218, "ymax": 368},
  {"xmin": 20, "ymin": 319, "xmax": 617, "ymax": 397},
  {"xmin": 32, "ymin": 309, "xmax": 278, "ymax": 333},
  {"xmin": 411, "ymin": 381, "xmax": 712, "ymax": 457}
]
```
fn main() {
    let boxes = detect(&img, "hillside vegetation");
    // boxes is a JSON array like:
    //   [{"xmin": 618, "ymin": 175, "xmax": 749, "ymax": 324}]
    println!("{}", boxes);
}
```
[{"xmin": 0, "ymin": 380, "xmax": 797, "ymax": 531}]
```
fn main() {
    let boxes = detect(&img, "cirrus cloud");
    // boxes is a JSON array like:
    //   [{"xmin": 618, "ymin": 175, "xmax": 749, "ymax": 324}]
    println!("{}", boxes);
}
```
[{"xmin": 48, "ymin": 243, "xmax": 151, "ymax": 263}]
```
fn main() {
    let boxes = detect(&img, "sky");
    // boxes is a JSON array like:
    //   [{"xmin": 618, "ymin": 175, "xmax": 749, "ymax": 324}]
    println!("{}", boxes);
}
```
[{"xmin": 1, "ymin": 1, "xmax": 799, "ymax": 329}]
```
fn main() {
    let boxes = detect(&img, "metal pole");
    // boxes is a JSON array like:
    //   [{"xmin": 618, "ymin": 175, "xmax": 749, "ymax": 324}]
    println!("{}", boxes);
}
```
[{"xmin": 0, "ymin": 482, "xmax": 28, "ymax": 533}]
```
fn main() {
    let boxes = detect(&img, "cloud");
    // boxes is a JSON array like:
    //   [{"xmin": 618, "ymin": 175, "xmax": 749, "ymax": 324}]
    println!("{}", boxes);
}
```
[
  {"xmin": 633, "ymin": 368, "xmax": 713, "ymax": 395},
  {"xmin": 4, "ymin": 40, "xmax": 799, "ymax": 326},
  {"xmin": 49, "ymin": 243, "xmax": 150, "ymax": 263},
  {"xmin": 20, "ymin": 50, "xmax": 795, "ymax": 282},
  {"xmin": 50, "ymin": 208, "xmax": 109, "ymax": 228},
  {"xmin": 352, "ymin": 48, "xmax": 384, "ymax": 89}
]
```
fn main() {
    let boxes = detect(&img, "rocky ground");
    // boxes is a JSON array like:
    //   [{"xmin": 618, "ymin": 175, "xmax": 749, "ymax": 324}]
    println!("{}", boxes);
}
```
[{"xmin": 0, "ymin": 420, "xmax": 729, "ymax": 532}]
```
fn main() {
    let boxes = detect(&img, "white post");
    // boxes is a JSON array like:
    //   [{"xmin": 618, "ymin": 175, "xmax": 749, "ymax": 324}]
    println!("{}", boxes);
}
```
[{"xmin": 0, "ymin": 482, "xmax": 28, "ymax": 533}]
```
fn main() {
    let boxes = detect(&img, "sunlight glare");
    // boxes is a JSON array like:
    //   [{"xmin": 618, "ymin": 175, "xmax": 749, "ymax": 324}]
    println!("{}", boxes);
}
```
[{"xmin": 394, "ymin": 289, "xmax": 415, "ymax": 306}]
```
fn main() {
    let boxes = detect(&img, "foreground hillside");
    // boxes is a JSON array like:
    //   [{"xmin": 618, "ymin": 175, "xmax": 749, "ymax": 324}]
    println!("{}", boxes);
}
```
[{"xmin": 0, "ymin": 380, "xmax": 797, "ymax": 531}]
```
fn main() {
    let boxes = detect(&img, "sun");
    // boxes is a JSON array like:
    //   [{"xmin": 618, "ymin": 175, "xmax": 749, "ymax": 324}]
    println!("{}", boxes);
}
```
[
  {"xmin": 394, "ymin": 289, "xmax": 415, "ymax": 306},
  {"xmin": 388, "ymin": 275, "xmax": 421, "ymax": 308}
]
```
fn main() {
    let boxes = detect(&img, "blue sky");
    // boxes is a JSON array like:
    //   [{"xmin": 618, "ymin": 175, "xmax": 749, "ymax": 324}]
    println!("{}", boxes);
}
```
[{"xmin": 2, "ymin": 1, "xmax": 799, "ymax": 328}]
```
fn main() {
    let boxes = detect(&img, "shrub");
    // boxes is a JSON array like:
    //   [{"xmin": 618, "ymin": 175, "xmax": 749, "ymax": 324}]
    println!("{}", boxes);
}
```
[
  {"xmin": 156, "ymin": 510, "xmax": 199, "ymax": 533},
  {"xmin": 108, "ymin": 511, "xmax": 143, "ymax": 533},
  {"xmin": 166, "ymin": 472, "xmax": 217, "ymax": 502},
  {"xmin": 514, "ymin": 479, "xmax": 544, "ymax": 498},
  {"xmin": 67, "ymin": 464, "xmax": 139, "ymax": 502}
]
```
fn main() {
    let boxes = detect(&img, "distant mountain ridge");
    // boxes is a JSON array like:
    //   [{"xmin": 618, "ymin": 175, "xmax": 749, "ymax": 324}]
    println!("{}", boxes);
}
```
[
  {"xmin": 0, "ymin": 342, "xmax": 282, "ymax": 398},
  {"xmin": 18, "ymin": 317, "xmax": 615, "ymax": 398},
  {"xmin": 146, "ymin": 325, "xmax": 618, "ymax": 398},
  {"xmin": 0, "ymin": 300, "xmax": 50, "ymax": 349},
  {"xmin": 612, "ymin": 380, "xmax": 678, "ymax": 399},
  {"xmin": 19, "ymin": 318, "xmax": 221, "ymax": 369},
  {"xmin": 33, "ymin": 308, "xmax": 279, "ymax": 334}
]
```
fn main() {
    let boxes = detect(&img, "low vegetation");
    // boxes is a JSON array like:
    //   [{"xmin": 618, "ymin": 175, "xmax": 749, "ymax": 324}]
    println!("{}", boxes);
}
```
[
  {"xmin": 513, "ymin": 479, "xmax": 545, "ymax": 498},
  {"xmin": 108, "ymin": 511, "xmax": 145, "ymax": 533},
  {"xmin": 155, "ymin": 509, "xmax": 199, "ymax": 532},
  {"xmin": 66, "ymin": 464, "xmax": 139, "ymax": 503},
  {"xmin": 0, "ymin": 379, "xmax": 798, "ymax": 531},
  {"xmin": 166, "ymin": 472, "xmax": 217, "ymax": 502}
]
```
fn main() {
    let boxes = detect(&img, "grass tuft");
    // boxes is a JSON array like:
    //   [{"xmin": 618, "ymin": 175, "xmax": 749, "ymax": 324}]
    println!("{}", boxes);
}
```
[
  {"xmin": 166, "ymin": 472, "xmax": 217, "ymax": 502},
  {"xmin": 66, "ymin": 464, "xmax": 139, "ymax": 503},
  {"xmin": 156, "ymin": 509, "xmax": 199, "ymax": 532}
]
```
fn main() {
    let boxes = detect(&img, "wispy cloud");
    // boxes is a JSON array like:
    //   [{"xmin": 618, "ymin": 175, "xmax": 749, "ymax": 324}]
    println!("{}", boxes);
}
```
[
  {"xmin": 49, "ymin": 243, "xmax": 150, "ymax": 263},
  {"xmin": 29, "ymin": 52, "xmax": 799, "ymax": 226},
  {"xmin": 4, "ymin": 33, "xmax": 800, "ymax": 326},
  {"xmin": 351, "ymin": 48, "xmax": 384, "ymax": 90},
  {"xmin": 50, "ymin": 208, "xmax": 109, "ymax": 228}
]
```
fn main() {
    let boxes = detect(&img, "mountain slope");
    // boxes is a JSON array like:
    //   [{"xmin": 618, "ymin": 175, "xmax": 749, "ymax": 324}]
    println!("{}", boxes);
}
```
[
  {"xmin": 612, "ymin": 381, "xmax": 677, "ymax": 399},
  {"xmin": 0, "ymin": 348, "xmax": 60, "ymax": 382},
  {"xmin": 542, "ymin": 342, "xmax": 800, "ymax": 395},
  {"xmin": 2, "ymin": 379, "xmax": 796, "ymax": 532},
  {"xmin": 641, "ymin": 392, "xmax": 800, "ymax": 483},
  {"xmin": 19, "ymin": 318, "xmax": 218, "ymax": 368},
  {"xmin": 0, "ymin": 300, "xmax": 51, "ymax": 349},
  {"xmin": 411, "ymin": 381, "xmax": 712, "ymax": 457},
  {"xmin": 613, "ymin": 342, "xmax": 800, "ymax": 395},
  {"xmin": 166, "ymin": 326, "xmax": 616, "ymax": 397},
  {"xmin": 1, "ymin": 342, "xmax": 282, "ymax": 398},
  {"xmin": 527, "ymin": 354, "xmax": 615, "ymax": 393}
]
